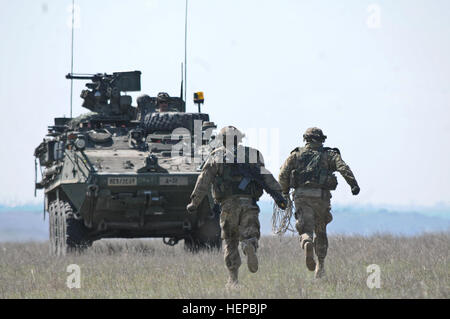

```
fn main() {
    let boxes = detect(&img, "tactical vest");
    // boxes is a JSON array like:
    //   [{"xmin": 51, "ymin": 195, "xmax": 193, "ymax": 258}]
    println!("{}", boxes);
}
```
[
  {"xmin": 289, "ymin": 147, "xmax": 338, "ymax": 190},
  {"xmin": 212, "ymin": 147, "xmax": 264, "ymax": 201}
]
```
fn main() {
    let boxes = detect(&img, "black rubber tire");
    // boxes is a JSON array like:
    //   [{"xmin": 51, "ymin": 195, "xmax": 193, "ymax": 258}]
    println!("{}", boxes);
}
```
[
  {"xmin": 49, "ymin": 199, "xmax": 92, "ymax": 256},
  {"xmin": 143, "ymin": 112, "xmax": 210, "ymax": 133},
  {"xmin": 48, "ymin": 201, "xmax": 58, "ymax": 256},
  {"xmin": 184, "ymin": 202, "xmax": 221, "ymax": 252},
  {"xmin": 66, "ymin": 218, "xmax": 93, "ymax": 251}
]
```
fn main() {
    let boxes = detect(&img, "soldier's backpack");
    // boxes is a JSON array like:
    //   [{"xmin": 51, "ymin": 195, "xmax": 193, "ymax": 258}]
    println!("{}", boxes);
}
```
[
  {"xmin": 212, "ymin": 146, "xmax": 264, "ymax": 201},
  {"xmin": 290, "ymin": 147, "xmax": 338, "ymax": 190}
]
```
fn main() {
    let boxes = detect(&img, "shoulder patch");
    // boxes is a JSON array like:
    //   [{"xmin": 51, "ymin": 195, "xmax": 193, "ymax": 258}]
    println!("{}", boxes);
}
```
[
  {"xmin": 324, "ymin": 147, "xmax": 340, "ymax": 155},
  {"xmin": 332, "ymin": 147, "xmax": 341, "ymax": 154}
]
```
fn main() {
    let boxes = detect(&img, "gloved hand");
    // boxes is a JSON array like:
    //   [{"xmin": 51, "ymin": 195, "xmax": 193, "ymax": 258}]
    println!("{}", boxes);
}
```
[
  {"xmin": 351, "ymin": 185, "xmax": 360, "ymax": 195},
  {"xmin": 186, "ymin": 202, "xmax": 197, "ymax": 214}
]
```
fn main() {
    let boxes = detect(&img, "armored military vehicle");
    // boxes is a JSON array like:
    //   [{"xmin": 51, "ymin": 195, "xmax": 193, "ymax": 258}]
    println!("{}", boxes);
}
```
[{"xmin": 34, "ymin": 71, "xmax": 221, "ymax": 255}]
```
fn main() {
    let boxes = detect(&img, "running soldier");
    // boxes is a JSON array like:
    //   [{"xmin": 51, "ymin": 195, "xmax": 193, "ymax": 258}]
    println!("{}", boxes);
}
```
[
  {"xmin": 278, "ymin": 127, "xmax": 360, "ymax": 278},
  {"xmin": 187, "ymin": 126, "xmax": 286, "ymax": 288}
]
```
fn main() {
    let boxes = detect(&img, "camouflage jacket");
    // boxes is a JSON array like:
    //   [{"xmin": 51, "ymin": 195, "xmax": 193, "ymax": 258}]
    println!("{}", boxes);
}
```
[
  {"xmin": 278, "ymin": 142, "xmax": 358, "ymax": 193},
  {"xmin": 190, "ymin": 145, "xmax": 282, "ymax": 207}
]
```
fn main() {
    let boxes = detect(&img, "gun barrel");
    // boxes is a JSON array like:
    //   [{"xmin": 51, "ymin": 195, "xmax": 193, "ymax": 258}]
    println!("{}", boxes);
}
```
[{"xmin": 65, "ymin": 73, "xmax": 97, "ymax": 80}]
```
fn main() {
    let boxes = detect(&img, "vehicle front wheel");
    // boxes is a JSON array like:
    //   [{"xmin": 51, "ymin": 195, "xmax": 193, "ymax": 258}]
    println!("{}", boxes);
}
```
[
  {"xmin": 184, "ymin": 202, "xmax": 221, "ymax": 252},
  {"xmin": 48, "ymin": 199, "xmax": 92, "ymax": 256}
]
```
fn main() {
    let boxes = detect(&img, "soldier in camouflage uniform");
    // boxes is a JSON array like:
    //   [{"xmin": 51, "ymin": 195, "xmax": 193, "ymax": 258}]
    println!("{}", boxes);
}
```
[
  {"xmin": 187, "ymin": 126, "xmax": 286, "ymax": 288},
  {"xmin": 156, "ymin": 92, "xmax": 170, "ymax": 112},
  {"xmin": 278, "ymin": 127, "xmax": 360, "ymax": 278},
  {"xmin": 135, "ymin": 94, "xmax": 153, "ymax": 121}
]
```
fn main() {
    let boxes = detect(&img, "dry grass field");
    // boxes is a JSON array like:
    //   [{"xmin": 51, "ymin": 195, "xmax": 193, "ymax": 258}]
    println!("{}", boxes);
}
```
[{"xmin": 0, "ymin": 233, "xmax": 448, "ymax": 299}]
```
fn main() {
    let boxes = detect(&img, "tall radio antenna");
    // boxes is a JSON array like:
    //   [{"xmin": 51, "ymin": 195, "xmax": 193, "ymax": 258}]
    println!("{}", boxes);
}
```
[
  {"xmin": 184, "ymin": 0, "xmax": 188, "ymax": 103},
  {"xmin": 69, "ymin": 0, "xmax": 75, "ymax": 118}
]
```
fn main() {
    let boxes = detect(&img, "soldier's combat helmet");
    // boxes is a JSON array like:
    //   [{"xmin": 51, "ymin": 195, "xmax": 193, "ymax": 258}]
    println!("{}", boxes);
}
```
[
  {"xmin": 303, "ymin": 127, "xmax": 327, "ymax": 142},
  {"xmin": 217, "ymin": 126, "xmax": 245, "ymax": 144},
  {"xmin": 156, "ymin": 92, "xmax": 170, "ymax": 105}
]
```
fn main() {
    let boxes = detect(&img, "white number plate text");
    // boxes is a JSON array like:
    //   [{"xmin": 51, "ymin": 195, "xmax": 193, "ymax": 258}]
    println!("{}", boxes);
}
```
[
  {"xmin": 108, "ymin": 177, "xmax": 137, "ymax": 186},
  {"xmin": 159, "ymin": 176, "xmax": 188, "ymax": 186}
]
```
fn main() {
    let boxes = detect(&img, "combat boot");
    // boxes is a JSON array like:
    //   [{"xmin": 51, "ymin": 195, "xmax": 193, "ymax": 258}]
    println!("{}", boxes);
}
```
[
  {"xmin": 315, "ymin": 258, "xmax": 326, "ymax": 279},
  {"xmin": 304, "ymin": 241, "xmax": 316, "ymax": 271},
  {"xmin": 226, "ymin": 268, "xmax": 239, "ymax": 289},
  {"xmin": 243, "ymin": 244, "xmax": 258, "ymax": 273}
]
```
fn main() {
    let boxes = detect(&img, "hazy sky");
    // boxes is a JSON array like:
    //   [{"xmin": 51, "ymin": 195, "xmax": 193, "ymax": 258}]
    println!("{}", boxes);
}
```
[{"xmin": 0, "ymin": 0, "xmax": 449, "ymax": 207}]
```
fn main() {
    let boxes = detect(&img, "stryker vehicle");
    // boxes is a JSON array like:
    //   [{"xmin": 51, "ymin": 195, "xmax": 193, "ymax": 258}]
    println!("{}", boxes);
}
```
[{"xmin": 34, "ymin": 71, "xmax": 221, "ymax": 255}]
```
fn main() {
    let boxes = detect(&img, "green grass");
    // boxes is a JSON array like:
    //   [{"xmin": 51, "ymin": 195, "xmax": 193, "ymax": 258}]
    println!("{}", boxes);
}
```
[{"xmin": 0, "ymin": 233, "xmax": 448, "ymax": 298}]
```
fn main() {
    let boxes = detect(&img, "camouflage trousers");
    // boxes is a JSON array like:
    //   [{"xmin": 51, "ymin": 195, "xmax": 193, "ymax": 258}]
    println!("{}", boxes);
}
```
[
  {"xmin": 293, "ymin": 187, "xmax": 333, "ymax": 260},
  {"xmin": 219, "ymin": 195, "xmax": 261, "ymax": 272}
]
